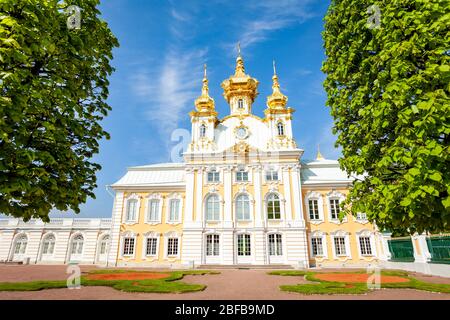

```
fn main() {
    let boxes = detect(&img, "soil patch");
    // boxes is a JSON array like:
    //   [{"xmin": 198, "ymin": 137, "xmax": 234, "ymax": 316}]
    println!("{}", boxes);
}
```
[
  {"xmin": 86, "ymin": 272, "xmax": 170, "ymax": 281},
  {"xmin": 315, "ymin": 273, "xmax": 410, "ymax": 284}
]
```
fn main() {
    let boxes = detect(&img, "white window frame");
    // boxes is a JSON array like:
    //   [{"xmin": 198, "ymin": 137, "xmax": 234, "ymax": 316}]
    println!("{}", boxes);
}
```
[
  {"xmin": 97, "ymin": 234, "xmax": 110, "ymax": 256},
  {"xmin": 40, "ymin": 233, "xmax": 56, "ymax": 259},
  {"xmin": 268, "ymin": 233, "xmax": 283, "ymax": 256},
  {"xmin": 237, "ymin": 98, "xmax": 244, "ymax": 109},
  {"xmin": 164, "ymin": 231, "xmax": 180, "ymax": 259},
  {"xmin": 206, "ymin": 168, "xmax": 221, "ymax": 184},
  {"xmin": 205, "ymin": 233, "xmax": 220, "ymax": 256},
  {"xmin": 277, "ymin": 121, "xmax": 285, "ymax": 136},
  {"xmin": 305, "ymin": 191, "xmax": 324, "ymax": 223},
  {"xmin": 264, "ymin": 168, "xmax": 279, "ymax": 183},
  {"xmin": 234, "ymin": 192, "xmax": 252, "ymax": 222},
  {"xmin": 330, "ymin": 230, "xmax": 352, "ymax": 259},
  {"xmin": 326, "ymin": 191, "xmax": 346, "ymax": 224},
  {"xmin": 120, "ymin": 231, "xmax": 137, "ymax": 259},
  {"xmin": 12, "ymin": 233, "xmax": 28, "ymax": 259},
  {"xmin": 144, "ymin": 194, "xmax": 163, "ymax": 224},
  {"xmin": 204, "ymin": 193, "xmax": 222, "ymax": 222},
  {"xmin": 265, "ymin": 192, "xmax": 284, "ymax": 221},
  {"xmin": 199, "ymin": 123, "xmax": 206, "ymax": 138},
  {"xmin": 309, "ymin": 231, "xmax": 328, "ymax": 258},
  {"xmin": 123, "ymin": 193, "xmax": 140, "ymax": 224},
  {"xmin": 235, "ymin": 168, "xmax": 249, "ymax": 183},
  {"xmin": 142, "ymin": 231, "xmax": 160, "ymax": 259},
  {"xmin": 69, "ymin": 233, "xmax": 85, "ymax": 261},
  {"xmin": 236, "ymin": 233, "xmax": 252, "ymax": 257},
  {"xmin": 356, "ymin": 230, "xmax": 377, "ymax": 258},
  {"xmin": 355, "ymin": 212, "xmax": 369, "ymax": 224},
  {"xmin": 166, "ymin": 193, "xmax": 183, "ymax": 224}
]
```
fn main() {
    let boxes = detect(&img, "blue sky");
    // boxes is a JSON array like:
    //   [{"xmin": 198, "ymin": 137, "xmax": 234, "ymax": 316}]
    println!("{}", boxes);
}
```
[{"xmin": 53, "ymin": 0, "xmax": 339, "ymax": 218}]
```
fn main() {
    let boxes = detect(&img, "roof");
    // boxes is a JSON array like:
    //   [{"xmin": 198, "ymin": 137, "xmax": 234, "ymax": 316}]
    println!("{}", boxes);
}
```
[{"xmin": 301, "ymin": 158, "xmax": 356, "ymax": 186}]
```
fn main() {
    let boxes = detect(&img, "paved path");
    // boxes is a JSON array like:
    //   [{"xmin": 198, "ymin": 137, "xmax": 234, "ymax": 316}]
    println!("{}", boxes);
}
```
[{"xmin": 0, "ymin": 265, "xmax": 449, "ymax": 300}]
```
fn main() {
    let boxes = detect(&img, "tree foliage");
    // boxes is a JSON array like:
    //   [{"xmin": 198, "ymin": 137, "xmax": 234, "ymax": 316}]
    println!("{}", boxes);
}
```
[
  {"xmin": 0, "ymin": 0, "xmax": 119, "ymax": 221},
  {"xmin": 322, "ymin": 0, "xmax": 450, "ymax": 234}
]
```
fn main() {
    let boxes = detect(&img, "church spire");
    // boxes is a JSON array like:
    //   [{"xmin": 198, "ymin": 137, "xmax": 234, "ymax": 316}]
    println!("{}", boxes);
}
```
[
  {"xmin": 266, "ymin": 59, "xmax": 288, "ymax": 109},
  {"xmin": 235, "ymin": 42, "xmax": 245, "ymax": 76},
  {"xmin": 316, "ymin": 144, "xmax": 325, "ymax": 160},
  {"xmin": 194, "ymin": 64, "xmax": 215, "ymax": 113}
]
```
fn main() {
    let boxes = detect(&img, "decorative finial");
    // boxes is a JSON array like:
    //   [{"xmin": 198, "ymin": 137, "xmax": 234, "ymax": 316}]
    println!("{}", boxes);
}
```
[
  {"xmin": 316, "ymin": 144, "xmax": 325, "ymax": 160},
  {"xmin": 235, "ymin": 41, "xmax": 245, "ymax": 76},
  {"xmin": 273, "ymin": 59, "xmax": 277, "ymax": 76},
  {"xmin": 237, "ymin": 42, "xmax": 241, "ymax": 56},
  {"xmin": 266, "ymin": 59, "xmax": 287, "ymax": 109},
  {"xmin": 203, "ymin": 63, "xmax": 207, "ymax": 79}
]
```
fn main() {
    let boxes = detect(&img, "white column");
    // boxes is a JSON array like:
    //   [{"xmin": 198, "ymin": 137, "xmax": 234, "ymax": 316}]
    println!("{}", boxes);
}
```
[
  {"xmin": 107, "ymin": 191, "xmax": 124, "ymax": 266},
  {"xmin": 184, "ymin": 168, "xmax": 195, "ymax": 223},
  {"xmin": 0, "ymin": 229, "xmax": 15, "ymax": 261},
  {"xmin": 253, "ymin": 165, "xmax": 263, "ymax": 227},
  {"xmin": 290, "ymin": 165, "xmax": 304, "ymax": 224},
  {"xmin": 282, "ymin": 166, "xmax": 293, "ymax": 222},
  {"xmin": 223, "ymin": 166, "xmax": 233, "ymax": 226},
  {"xmin": 195, "ymin": 168, "xmax": 203, "ymax": 223}
]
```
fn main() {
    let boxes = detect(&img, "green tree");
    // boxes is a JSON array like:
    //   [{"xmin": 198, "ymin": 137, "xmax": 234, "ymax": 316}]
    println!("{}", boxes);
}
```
[
  {"xmin": 0, "ymin": 0, "xmax": 119, "ymax": 221},
  {"xmin": 322, "ymin": 0, "xmax": 450, "ymax": 234}
]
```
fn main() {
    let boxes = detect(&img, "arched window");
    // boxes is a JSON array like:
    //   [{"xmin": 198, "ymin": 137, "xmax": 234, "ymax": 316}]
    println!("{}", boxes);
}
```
[
  {"xmin": 71, "ymin": 234, "xmax": 84, "ymax": 255},
  {"xmin": 236, "ymin": 194, "xmax": 250, "ymax": 221},
  {"xmin": 267, "ymin": 193, "xmax": 281, "ymax": 220},
  {"xmin": 126, "ymin": 198, "xmax": 138, "ymax": 222},
  {"xmin": 14, "ymin": 234, "xmax": 28, "ymax": 255},
  {"xmin": 238, "ymin": 99, "xmax": 244, "ymax": 109},
  {"xmin": 277, "ymin": 122, "xmax": 284, "ymax": 136},
  {"xmin": 200, "ymin": 124, "xmax": 206, "ymax": 138},
  {"xmin": 42, "ymin": 234, "xmax": 56, "ymax": 255},
  {"xmin": 99, "ymin": 235, "xmax": 110, "ymax": 255},
  {"xmin": 205, "ymin": 194, "xmax": 220, "ymax": 221}
]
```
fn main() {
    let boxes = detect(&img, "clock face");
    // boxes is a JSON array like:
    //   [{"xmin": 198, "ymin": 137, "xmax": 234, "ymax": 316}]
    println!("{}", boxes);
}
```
[{"xmin": 236, "ymin": 127, "xmax": 248, "ymax": 139}]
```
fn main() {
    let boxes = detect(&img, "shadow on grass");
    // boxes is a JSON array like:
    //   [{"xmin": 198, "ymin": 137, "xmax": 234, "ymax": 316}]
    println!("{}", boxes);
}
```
[
  {"xmin": 269, "ymin": 270, "xmax": 450, "ymax": 295},
  {"xmin": 0, "ymin": 270, "xmax": 219, "ymax": 293}
]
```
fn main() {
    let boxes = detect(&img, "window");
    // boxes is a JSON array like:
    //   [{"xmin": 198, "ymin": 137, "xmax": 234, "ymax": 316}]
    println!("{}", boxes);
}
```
[
  {"xmin": 238, "ymin": 99, "xmax": 244, "ymax": 109},
  {"xmin": 311, "ymin": 237, "xmax": 323, "ymax": 256},
  {"xmin": 206, "ymin": 234, "xmax": 220, "ymax": 256},
  {"xmin": 206, "ymin": 194, "xmax": 220, "ymax": 221},
  {"xmin": 356, "ymin": 212, "xmax": 367, "ymax": 220},
  {"xmin": 169, "ymin": 199, "xmax": 180, "ymax": 222},
  {"xmin": 235, "ymin": 194, "xmax": 250, "ymax": 221},
  {"xmin": 14, "ymin": 235, "xmax": 28, "ymax": 255},
  {"xmin": 334, "ymin": 236, "xmax": 346, "ymax": 256},
  {"xmin": 308, "ymin": 199, "xmax": 320, "ymax": 220},
  {"xmin": 267, "ymin": 193, "xmax": 281, "ymax": 220},
  {"xmin": 268, "ymin": 234, "xmax": 283, "ymax": 256},
  {"xmin": 146, "ymin": 237, "xmax": 158, "ymax": 256},
  {"xmin": 236, "ymin": 168, "xmax": 248, "ymax": 182},
  {"xmin": 199, "ymin": 124, "xmax": 206, "ymax": 138},
  {"xmin": 71, "ymin": 234, "xmax": 84, "ymax": 255},
  {"xmin": 329, "ymin": 199, "xmax": 340, "ymax": 220},
  {"xmin": 167, "ymin": 238, "xmax": 178, "ymax": 256},
  {"xmin": 237, "ymin": 234, "xmax": 251, "ymax": 256},
  {"xmin": 123, "ymin": 237, "xmax": 135, "ymax": 256},
  {"xmin": 277, "ymin": 122, "xmax": 284, "ymax": 136},
  {"xmin": 147, "ymin": 199, "xmax": 160, "ymax": 222},
  {"xmin": 207, "ymin": 169, "xmax": 220, "ymax": 183},
  {"xmin": 99, "ymin": 235, "xmax": 109, "ymax": 255},
  {"xmin": 265, "ymin": 169, "xmax": 278, "ymax": 181},
  {"xmin": 126, "ymin": 199, "xmax": 138, "ymax": 222},
  {"xmin": 42, "ymin": 235, "xmax": 55, "ymax": 255},
  {"xmin": 359, "ymin": 236, "xmax": 372, "ymax": 255}
]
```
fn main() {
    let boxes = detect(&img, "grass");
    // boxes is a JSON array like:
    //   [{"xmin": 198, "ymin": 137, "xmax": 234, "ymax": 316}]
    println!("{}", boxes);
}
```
[
  {"xmin": 0, "ymin": 269, "xmax": 219, "ymax": 293},
  {"xmin": 269, "ymin": 270, "xmax": 450, "ymax": 295}
]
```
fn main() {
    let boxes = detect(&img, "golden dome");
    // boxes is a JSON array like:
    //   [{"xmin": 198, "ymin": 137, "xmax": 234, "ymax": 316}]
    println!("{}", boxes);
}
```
[
  {"xmin": 266, "ymin": 60, "xmax": 288, "ymax": 109},
  {"xmin": 194, "ymin": 64, "xmax": 216, "ymax": 113},
  {"xmin": 220, "ymin": 43, "xmax": 259, "ymax": 103}
]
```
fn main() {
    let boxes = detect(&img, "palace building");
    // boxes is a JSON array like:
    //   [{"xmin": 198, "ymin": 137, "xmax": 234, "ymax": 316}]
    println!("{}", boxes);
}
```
[{"xmin": 0, "ymin": 51, "xmax": 391, "ymax": 268}]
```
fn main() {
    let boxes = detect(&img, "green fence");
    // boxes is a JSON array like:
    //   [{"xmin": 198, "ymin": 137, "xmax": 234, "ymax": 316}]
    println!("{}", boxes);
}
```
[
  {"xmin": 388, "ymin": 238, "xmax": 415, "ymax": 262},
  {"xmin": 427, "ymin": 236, "xmax": 450, "ymax": 264}
]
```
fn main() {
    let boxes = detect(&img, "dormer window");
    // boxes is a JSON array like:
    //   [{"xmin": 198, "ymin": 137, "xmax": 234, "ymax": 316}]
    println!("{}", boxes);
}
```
[
  {"xmin": 199, "ymin": 124, "xmax": 206, "ymax": 138},
  {"xmin": 238, "ymin": 99, "xmax": 244, "ymax": 109},
  {"xmin": 277, "ymin": 122, "xmax": 284, "ymax": 136}
]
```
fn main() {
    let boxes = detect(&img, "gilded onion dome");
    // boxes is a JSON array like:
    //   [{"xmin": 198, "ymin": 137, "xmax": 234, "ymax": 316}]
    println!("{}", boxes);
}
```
[
  {"xmin": 266, "ymin": 60, "xmax": 288, "ymax": 109},
  {"xmin": 194, "ymin": 64, "xmax": 216, "ymax": 113},
  {"xmin": 220, "ymin": 44, "xmax": 259, "ymax": 103}
]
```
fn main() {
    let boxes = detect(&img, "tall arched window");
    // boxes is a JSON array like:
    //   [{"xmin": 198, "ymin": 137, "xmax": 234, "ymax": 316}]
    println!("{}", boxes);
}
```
[
  {"xmin": 14, "ymin": 234, "xmax": 28, "ymax": 255},
  {"xmin": 99, "ymin": 235, "xmax": 110, "ymax": 255},
  {"xmin": 205, "ymin": 194, "xmax": 220, "ymax": 221},
  {"xmin": 42, "ymin": 234, "xmax": 56, "ymax": 255},
  {"xmin": 200, "ymin": 124, "xmax": 206, "ymax": 138},
  {"xmin": 126, "ymin": 198, "xmax": 138, "ymax": 222},
  {"xmin": 277, "ymin": 122, "xmax": 284, "ymax": 136},
  {"xmin": 236, "ymin": 194, "xmax": 250, "ymax": 221},
  {"xmin": 71, "ymin": 234, "xmax": 84, "ymax": 255},
  {"xmin": 267, "ymin": 193, "xmax": 281, "ymax": 220}
]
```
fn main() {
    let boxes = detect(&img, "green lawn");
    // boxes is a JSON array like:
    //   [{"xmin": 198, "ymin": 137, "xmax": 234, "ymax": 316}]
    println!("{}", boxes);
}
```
[
  {"xmin": 0, "ymin": 269, "xmax": 219, "ymax": 293},
  {"xmin": 269, "ymin": 270, "xmax": 450, "ymax": 295}
]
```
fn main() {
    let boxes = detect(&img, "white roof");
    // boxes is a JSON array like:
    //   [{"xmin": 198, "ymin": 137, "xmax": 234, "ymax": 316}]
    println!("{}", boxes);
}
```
[
  {"xmin": 111, "ymin": 163, "xmax": 186, "ymax": 187},
  {"xmin": 301, "ymin": 158, "xmax": 356, "ymax": 185}
]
